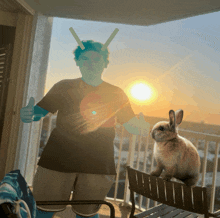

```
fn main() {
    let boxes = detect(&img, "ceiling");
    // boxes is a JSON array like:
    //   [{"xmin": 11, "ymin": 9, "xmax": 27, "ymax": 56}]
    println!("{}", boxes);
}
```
[
  {"xmin": 1, "ymin": 0, "xmax": 220, "ymax": 26},
  {"xmin": 24, "ymin": 0, "xmax": 220, "ymax": 26},
  {"xmin": 0, "ymin": 0, "xmax": 32, "ymax": 15}
]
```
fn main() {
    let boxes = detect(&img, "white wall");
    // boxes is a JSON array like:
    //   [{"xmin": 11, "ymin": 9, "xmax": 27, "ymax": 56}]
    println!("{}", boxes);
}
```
[{"xmin": 13, "ymin": 13, "xmax": 53, "ymax": 186}]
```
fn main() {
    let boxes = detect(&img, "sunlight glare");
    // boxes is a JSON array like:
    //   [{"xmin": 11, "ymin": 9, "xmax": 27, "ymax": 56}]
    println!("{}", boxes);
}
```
[{"xmin": 130, "ymin": 83, "xmax": 152, "ymax": 101}]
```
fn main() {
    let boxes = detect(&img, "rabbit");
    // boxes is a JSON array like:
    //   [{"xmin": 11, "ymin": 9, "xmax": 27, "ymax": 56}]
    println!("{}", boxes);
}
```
[{"xmin": 150, "ymin": 109, "xmax": 201, "ymax": 186}]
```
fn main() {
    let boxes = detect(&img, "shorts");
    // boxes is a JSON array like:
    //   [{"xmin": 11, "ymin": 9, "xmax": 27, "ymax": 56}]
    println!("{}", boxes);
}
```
[{"xmin": 32, "ymin": 166, "xmax": 115, "ymax": 216}]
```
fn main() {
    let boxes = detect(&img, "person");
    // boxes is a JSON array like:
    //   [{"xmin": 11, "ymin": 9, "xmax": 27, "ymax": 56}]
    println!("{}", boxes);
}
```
[{"xmin": 20, "ymin": 40, "xmax": 150, "ymax": 218}]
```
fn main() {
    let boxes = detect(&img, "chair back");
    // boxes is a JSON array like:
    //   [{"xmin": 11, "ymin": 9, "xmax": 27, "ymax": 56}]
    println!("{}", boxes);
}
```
[{"xmin": 127, "ymin": 166, "xmax": 209, "ymax": 216}]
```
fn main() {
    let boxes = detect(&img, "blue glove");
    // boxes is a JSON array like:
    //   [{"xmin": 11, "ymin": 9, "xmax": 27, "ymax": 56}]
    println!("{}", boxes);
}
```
[{"xmin": 20, "ymin": 97, "xmax": 48, "ymax": 123}]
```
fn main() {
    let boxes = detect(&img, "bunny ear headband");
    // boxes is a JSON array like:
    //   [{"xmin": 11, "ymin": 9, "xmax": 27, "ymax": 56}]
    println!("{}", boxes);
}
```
[{"xmin": 69, "ymin": 27, "xmax": 119, "ymax": 51}]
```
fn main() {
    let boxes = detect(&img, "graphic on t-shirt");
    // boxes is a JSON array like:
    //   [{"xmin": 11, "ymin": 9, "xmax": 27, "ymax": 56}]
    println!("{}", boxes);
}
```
[{"xmin": 79, "ymin": 92, "xmax": 116, "ymax": 133}]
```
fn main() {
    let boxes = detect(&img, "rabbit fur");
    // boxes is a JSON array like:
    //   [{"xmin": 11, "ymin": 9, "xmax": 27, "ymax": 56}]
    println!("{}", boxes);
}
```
[{"xmin": 150, "ymin": 109, "xmax": 200, "ymax": 186}]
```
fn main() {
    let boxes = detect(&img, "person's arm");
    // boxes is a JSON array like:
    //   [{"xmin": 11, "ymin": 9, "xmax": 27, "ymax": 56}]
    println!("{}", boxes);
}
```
[
  {"xmin": 115, "ymin": 89, "xmax": 150, "ymax": 136},
  {"xmin": 33, "ymin": 81, "xmax": 63, "ymax": 121},
  {"xmin": 20, "ymin": 97, "xmax": 49, "ymax": 123},
  {"xmin": 32, "ymin": 105, "xmax": 49, "ymax": 121},
  {"xmin": 20, "ymin": 82, "xmax": 61, "ymax": 123},
  {"xmin": 123, "ymin": 113, "xmax": 150, "ymax": 136},
  {"xmin": 123, "ymin": 116, "xmax": 140, "ymax": 135}
]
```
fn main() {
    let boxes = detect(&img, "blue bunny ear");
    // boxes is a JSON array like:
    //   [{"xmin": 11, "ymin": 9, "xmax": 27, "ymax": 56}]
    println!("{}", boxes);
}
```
[
  {"xmin": 101, "ymin": 28, "xmax": 119, "ymax": 51},
  {"xmin": 69, "ymin": 27, "xmax": 85, "ymax": 50}
]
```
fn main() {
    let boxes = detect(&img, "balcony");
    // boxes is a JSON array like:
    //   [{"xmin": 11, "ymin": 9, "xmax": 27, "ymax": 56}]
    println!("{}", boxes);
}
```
[{"xmin": 37, "ymin": 113, "xmax": 220, "ymax": 218}]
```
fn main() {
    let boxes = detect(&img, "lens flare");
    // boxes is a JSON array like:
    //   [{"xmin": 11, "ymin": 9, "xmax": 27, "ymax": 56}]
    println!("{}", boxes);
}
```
[
  {"xmin": 125, "ymin": 80, "xmax": 156, "ymax": 105},
  {"xmin": 131, "ymin": 83, "xmax": 152, "ymax": 101},
  {"xmin": 92, "ymin": 111, "xmax": 97, "ymax": 115}
]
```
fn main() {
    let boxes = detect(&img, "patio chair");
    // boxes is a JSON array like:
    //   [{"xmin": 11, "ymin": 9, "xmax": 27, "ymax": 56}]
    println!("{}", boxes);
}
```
[
  {"xmin": 0, "ymin": 170, "xmax": 115, "ymax": 218},
  {"xmin": 127, "ymin": 166, "xmax": 220, "ymax": 218}
]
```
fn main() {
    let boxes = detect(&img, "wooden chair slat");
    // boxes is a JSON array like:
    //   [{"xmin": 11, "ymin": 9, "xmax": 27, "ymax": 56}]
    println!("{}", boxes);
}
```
[
  {"xmin": 149, "ymin": 176, "xmax": 158, "ymax": 201},
  {"xmin": 165, "ymin": 181, "xmax": 174, "ymax": 205},
  {"xmin": 128, "ymin": 168, "xmax": 138, "ymax": 191},
  {"xmin": 142, "ymin": 173, "xmax": 151, "ymax": 198},
  {"xmin": 192, "ymin": 213, "xmax": 199, "ymax": 218},
  {"xmin": 142, "ymin": 204, "xmax": 174, "ymax": 218},
  {"xmin": 174, "ymin": 211, "xmax": 197, "ymax": 218},
  {"xmin": 173, "ymin": 182, "xmax": 184, "ymax": 208},
  {"xmin": 164, "ymin": 208, "xmax": 187, "ymax": 218},
  {"xmin": 146, "ymin": 211, "xmax": 162, "ymax": 218},
  {"xmin": 127, "ymin": 167, "xmax": 214, "ymax": 218},
  {"xmin": 158, "ymin": 205, "xmax": 179, "ymax": 217},
  {"xmin": 157, "ymin": 178, "xmax": 166, "ymax": 203},
  {"xmin": 202, "ymin": 187, "xmax": 209, "ymax": 217},
  {"xmin": 182, "ymin": 185, "xmax": 193, "ymax": 211},
  {"xmin": 134, "ymin": 204, "xmax": 165, "ymax": 218},
  {"xmin": 136, "ymin": 171, "xmax": 143, "ymax": 194},
  {"xmin": 192, "ymin": 186, "xmax": 205, "ymax": 213},
  {"xmin": 142, "ymin": 211, "xmax": 160, "ymax": 218}
]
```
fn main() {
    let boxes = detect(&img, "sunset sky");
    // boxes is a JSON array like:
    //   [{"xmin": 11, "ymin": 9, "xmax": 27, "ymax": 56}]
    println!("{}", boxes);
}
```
[{"xmin": 45, "ymin": 11, "xmax": 220, "ymax": 125}]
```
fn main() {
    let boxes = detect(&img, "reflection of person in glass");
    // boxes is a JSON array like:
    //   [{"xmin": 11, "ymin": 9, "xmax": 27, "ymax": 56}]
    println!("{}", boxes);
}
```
[{"xmin": 20, "ymin": 28, "xmax": 150, "ymax": 218}]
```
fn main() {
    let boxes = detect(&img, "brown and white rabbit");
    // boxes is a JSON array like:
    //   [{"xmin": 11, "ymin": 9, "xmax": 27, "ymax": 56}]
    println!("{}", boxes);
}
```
[{"xmin": 150, "ymin": 109, "xmax": 200, "ymax": 186}]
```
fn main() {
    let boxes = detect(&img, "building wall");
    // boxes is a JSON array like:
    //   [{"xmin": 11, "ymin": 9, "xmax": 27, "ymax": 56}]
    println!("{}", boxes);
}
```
[
  {"xmin": 0, "ymin": 12, "xmax": 35, "ymax": 180},
  {"xmin": 13, "ymin": 13, "xmax": 53, "ymax": 185},
  {"xmin": 0, "ymin": 8, "xmax": 53, "ymax": 185}
]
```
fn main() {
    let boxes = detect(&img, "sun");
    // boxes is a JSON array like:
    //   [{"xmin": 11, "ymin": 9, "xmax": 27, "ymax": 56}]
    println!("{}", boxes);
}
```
[
  {"xmin": 126, "ymin": 80, "xmax": 156, "ymax": 104},
  {"xmin": 130, "ymin": 83, "xmax": 152, "ymax": 101},
  {"xmin": 125, "ymin": 80, "xmax": 157, "ymax": 105}
]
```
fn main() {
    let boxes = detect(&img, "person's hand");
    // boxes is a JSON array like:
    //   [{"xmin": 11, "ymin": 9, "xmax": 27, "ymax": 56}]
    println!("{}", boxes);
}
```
[
  {"xmin": 138, "ymin": 112, "xmax": 150, "ymax": 136},
  {"xmin": 20, "ymin": 97, "xmax": 35, "ymax": 123},
  {"xmin": 123, "ymin": 112, "xmax": 150, "ymax": 136}
]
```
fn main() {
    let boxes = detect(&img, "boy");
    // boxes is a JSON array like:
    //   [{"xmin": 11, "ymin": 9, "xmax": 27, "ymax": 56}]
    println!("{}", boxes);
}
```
[{"xmin": 20, "ymin": 37, "xmax": 149, "ymax": 218}]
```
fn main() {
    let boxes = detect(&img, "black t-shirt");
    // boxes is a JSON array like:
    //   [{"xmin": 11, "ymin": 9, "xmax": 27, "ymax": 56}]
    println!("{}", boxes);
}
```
[{"xmin": 37, "ymin": 78, "xmax": 135, "ymax": 175}]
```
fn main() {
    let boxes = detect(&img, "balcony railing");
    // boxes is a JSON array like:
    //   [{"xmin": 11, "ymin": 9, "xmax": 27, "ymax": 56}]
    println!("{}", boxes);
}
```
[{"xmin": 41, "ymin": 113, "xmax": 220, "ymax": 214}]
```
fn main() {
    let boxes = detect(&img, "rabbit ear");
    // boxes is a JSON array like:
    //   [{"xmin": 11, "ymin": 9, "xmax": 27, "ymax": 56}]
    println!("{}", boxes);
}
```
[
  {"xmin": 169, "ymin": 110, "xmax": 175, "ymax": 130},
  {"xmin": 175, "ymin": 109, "xmax": 183, "ymax": 125}
]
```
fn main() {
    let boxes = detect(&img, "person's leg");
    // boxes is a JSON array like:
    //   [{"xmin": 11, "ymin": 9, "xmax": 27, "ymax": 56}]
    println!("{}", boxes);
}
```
[
  {"xmin": 71, "ymin": 174, "xmax": 115, "ymax": 217},
  {"xmin": 33, "ymin": 166, "xmax": 77, "ymax": 217}
]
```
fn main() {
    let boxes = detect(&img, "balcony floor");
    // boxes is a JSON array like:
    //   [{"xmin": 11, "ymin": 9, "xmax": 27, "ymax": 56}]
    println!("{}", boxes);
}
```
[
  {"xmin": 30, "ymin": 186, "xmax": 204, "ymax": 218},
  {"xmin": 52, "ymin": 202, "xmax": 204, "ymax": 218}
]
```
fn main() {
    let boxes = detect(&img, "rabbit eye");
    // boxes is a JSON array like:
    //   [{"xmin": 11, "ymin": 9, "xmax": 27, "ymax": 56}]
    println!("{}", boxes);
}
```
[{"xmin": 158, "ymin": 126, "xmax": 165, "ymax": 131}]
